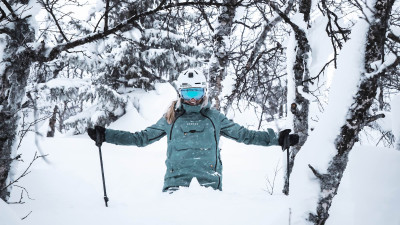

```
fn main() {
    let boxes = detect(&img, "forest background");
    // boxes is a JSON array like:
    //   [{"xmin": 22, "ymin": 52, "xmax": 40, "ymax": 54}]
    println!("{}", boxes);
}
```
[{"xmin": 0, "ymin": 0, "xmax": 400, "ymax": 224}]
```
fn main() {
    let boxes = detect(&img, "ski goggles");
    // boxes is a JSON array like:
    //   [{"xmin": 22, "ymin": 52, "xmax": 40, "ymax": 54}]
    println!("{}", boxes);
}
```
[{"xmin": 180, "ymin": 88, "xmax": 205, "ymax": 100}]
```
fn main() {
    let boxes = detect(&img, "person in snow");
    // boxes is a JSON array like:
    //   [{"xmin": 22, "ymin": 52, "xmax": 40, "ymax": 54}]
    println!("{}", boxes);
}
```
[{"xmin": 88, "ymin": 68, "xmax": 299, "ymax": 192}]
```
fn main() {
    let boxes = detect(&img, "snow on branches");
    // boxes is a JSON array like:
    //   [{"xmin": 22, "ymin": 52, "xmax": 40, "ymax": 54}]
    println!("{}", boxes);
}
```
[{"xmin": 35, "ymin": 78, "xmax": 127, "ymax": 135}]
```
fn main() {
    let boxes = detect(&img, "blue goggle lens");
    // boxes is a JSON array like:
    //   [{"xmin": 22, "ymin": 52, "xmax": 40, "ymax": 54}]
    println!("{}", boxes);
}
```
[{"xmin": 181, "ymin": 88, "xmax": 205, "ymax": 100}]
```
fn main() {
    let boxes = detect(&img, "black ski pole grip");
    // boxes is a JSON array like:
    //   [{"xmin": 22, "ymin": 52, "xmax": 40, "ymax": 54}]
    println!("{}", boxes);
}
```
[
  {"xmin": 96, "ymin": 128, "xmax": 102, "ymax": 147},
  {"xmin": 283, "ymin": 132, "xmax": 290, "ymax": 150}
]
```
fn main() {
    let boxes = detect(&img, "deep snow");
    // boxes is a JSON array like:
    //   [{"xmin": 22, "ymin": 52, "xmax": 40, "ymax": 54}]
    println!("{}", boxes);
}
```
[{"xmin": 2, "ymin": 83, "xmax": 400, "ymax": 225}]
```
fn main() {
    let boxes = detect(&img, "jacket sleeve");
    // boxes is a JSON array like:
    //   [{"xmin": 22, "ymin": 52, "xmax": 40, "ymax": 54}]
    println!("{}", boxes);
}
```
[
  {"xmin": 104, "ymin": 117, "xmax": 167, "ymax": 147},
  {"xmin": 219, "ymin": 113, "xmax": 278, "ymax": 146}
]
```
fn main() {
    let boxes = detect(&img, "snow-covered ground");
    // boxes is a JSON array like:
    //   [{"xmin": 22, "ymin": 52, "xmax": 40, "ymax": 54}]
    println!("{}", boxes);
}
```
[{"xmin": 3, "ymin": 85, "xmax": 400, "ymax": 225}]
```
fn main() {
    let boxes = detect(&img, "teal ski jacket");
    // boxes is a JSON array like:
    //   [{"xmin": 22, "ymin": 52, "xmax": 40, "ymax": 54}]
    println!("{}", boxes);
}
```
[{"xmin": 104, "ymin": 102, "xmax": 278, "ymax": 191}]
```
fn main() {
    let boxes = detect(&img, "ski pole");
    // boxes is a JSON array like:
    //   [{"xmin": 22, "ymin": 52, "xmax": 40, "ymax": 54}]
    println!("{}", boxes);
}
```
[
  {"xmin": 96, "ymin": 131, "xmax": 109, "ymax": 207},
  {"xmin": 282, "ymin": 132, "xmax": 290, "ymax": 195}
]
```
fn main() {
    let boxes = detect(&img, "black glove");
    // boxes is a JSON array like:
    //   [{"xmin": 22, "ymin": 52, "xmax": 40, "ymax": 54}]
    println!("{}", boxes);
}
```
[
  {"xmin": 88, "ymin": 126, "xmax": 106, "ymax": 147},
  {"xmin": 288, "ymin": 134, "xmax": 299, "ymax": 146},
  {"xmin": 278, "ymin": 129, "xmax": 299, "ymax": 147}
]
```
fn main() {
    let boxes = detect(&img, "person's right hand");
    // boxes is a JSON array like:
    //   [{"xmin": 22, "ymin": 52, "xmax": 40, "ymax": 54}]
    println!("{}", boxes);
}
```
[{"xmin": 88, "ymin": 126, "xmax": 106, "ymax": 147}]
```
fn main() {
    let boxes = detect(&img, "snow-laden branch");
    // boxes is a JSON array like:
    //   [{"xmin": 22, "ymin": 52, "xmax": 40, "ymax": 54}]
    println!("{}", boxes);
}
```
[
  {"xmin": 34, "ymin": 78, "xmax": 128, "ymax": 134},
  {"xmin": 308, "ymin": 164, "xmax": 324, "ymax": 181},
  {"xmin": 364, "ymin": 113, "xmax": 385, "ymax": 125},
  {"xmin": 388, "ymin": 32, "xmax": 400, "ymax": 43},
  {"xmin": 42, "ymin": 0, "xmax": 230, "ymax": 62},
  {"xmin": 365, "ymin": 53, "xmax": 400, "ymax": 78}
]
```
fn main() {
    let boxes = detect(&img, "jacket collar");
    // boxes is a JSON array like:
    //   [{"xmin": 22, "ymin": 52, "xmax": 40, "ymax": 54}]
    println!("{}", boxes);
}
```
[{"xmin": 179, "ymin": 99, "xmax": 211, "ymax": 113}]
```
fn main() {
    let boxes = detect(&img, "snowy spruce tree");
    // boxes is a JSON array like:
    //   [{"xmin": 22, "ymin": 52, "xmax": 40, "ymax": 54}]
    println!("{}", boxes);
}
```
[{"xmin": 87, "ymin": 0, "xmax": 211, "ymax": 91}]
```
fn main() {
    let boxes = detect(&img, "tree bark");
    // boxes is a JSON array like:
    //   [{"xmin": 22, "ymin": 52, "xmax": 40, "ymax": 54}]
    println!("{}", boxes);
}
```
[
  {"xmin": 271, "ymin": 2, "xmax": 312, "ymax": 195},
  {"xmin": 47, "ymin": 105, "xmax": 58, "ymax": 137},
  {"xmin": 308, "ymin": 0, "xmax": 395, "ymax": 224},
  {"xmin": 0, "ymin": 17, "xmax": 35, "ymax": 201},
  {"xmin": 299, "ymin": 0, "xmax": 311, "ymax": 22}
]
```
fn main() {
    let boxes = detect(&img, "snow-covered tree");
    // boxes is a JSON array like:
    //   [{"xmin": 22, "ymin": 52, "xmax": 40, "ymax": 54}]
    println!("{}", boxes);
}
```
[
  {"xmin": 0, "ymin": 0, "xmax": 37, "ymax": 201},
  {"xmin": 208, "ymin": 0, "xmax": 238, "ymax": 110},
  {"xmin": 268, "ymin": 0, "xmax": 313, "ymax": 195},
  {"xmin": 290, "ymin": 0, "xmax": 400, "ymax": 224}
]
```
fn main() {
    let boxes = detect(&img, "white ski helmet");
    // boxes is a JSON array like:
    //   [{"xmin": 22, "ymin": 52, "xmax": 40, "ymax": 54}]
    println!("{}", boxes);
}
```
[{"xmin": 175, "ymin": 68, "xmax": 207, "ymax": 91}]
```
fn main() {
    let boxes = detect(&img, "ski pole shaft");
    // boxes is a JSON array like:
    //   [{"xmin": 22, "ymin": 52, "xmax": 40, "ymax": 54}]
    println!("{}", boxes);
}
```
[
  {"xmin": 98, "ymin": 145, "xmax": 109, "ymax": 207},
  {"xmin": 283, "ymin": 133, "xmax": 290, "ymax": 195},
  {"xmin": 286, "ymin": 144, "xmax": 289, "ymax": 187}
]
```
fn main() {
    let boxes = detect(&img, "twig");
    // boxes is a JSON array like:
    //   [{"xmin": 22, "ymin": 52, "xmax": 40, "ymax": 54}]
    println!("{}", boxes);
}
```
[
  {"xmin": 302, "ymin": 58, "xmax": 335, "ymax": 85},
  {"xmin": 7, "ymin": 185, "xmax": 35, "ymax": 204},
  {"xmin": 197, "ymin": 5, "xmax": 214, "ymax": 32},
  {"xmin": 0, "ymin": 6, "xmax": 7, "ymax": 21},
  {"xmin": 1, "ymin": 0, "xmax": 18, "ymax": 19},
  {"xmin": 265, "ymin": 160, "xmax": 281, "ymax": 195},
  {"xmin": 21, "ymin": 211, "xmax": 33, "ymax": 220},
  {"xmin": 308, "ymin": 164, "xmax": 324, "ymax": 181},
  {"xmin": 0, "ymin": 152, "xmax": 48, "ymax": 192},
  {"xmin": 363, "ymin": 113, "xmax": 385, "ymax": 125},
  {"xmin": 39, "ymin": 0, "xmax": 69, "ymax": 42},
  {"xmin": 104, "ymin": 0, "xmax": 109, "ymax": 32},
  {"xmin": 388, "ymin": 32, "xmax": 400, "ymax": 44}
]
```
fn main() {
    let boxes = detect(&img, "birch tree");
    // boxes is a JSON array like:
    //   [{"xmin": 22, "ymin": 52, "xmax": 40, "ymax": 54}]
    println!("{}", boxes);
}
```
[
  {"xmin": 290, "ymin": 0, "xmax": 400, "ymax": 224},
  {"xmin": 269, "ymin": 0, "xmax": 312, "ymax": 195},
  {"xmin": 0, "ymin": 0, "xmax": 36, "ymax": 201},
  {"xmin": 208, "ymin": 0, "xmax": 237, "ymax": 110}
]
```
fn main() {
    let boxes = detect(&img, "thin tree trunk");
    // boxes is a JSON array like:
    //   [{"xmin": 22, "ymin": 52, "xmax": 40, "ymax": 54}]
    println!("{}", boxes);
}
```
[
  {"xmin": 58, "ymin": 101, "xmax": 68, "ymax": 132},
  {"xmin": 271, "ymin": 3, "xmax": 312, "ymax": 195},
  {"xmin": 208, "ymin": 0, "xmax": 237, "ymax": 110},
  {"xmin": 47, "ymin": 105, "xmax": 58, "ymax": 137},
  {"xmin": 308, "ymin": 0, "xmax": 395, "ymax": 224}
]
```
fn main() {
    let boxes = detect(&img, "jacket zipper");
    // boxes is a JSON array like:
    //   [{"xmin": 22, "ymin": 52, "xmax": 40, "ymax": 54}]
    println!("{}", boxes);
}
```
[
  {"xmin": 221, "ymin": 132, "xmax": 239, "ymax": 141},
  {"xmin": 170, "ymin": 113, "xmax": 183, "ymax": 140},
  {"xmin": 200, "ymin": 111, "xmax": 221, "ymax": 189},
  {"xmin": 148, "ymin": 133, "xmax": 166, "ymax": 142}
]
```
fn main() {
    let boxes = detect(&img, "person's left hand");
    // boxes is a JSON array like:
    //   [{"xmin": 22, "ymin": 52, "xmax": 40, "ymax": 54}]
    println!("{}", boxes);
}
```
[
  {"xmin": 88, "ymin": 126, "xmax": 106, "ymax": 147},
  {"xmin": 278, "ymin": 129, "xmax": 299, "ymax": 147}
]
